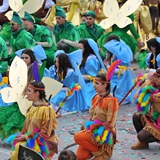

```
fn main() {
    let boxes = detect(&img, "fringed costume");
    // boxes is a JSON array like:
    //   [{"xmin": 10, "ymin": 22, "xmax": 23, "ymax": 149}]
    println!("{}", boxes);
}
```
[
  {"xmin": 10, "ymin": 101, "xmax": 58, "ymax": 160},
  {"xmin": 74, "ymin": 94, "xmax": 119, "ymax": 160},
  {"xmin": 132, "ymin": 78, "xmax": 160, "ymax": 150}
]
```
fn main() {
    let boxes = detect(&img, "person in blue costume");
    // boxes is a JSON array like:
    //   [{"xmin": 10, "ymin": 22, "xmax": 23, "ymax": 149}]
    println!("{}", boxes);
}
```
[
  {"xmin": 0, "ymin": 72, "xmax": 12, "ymax": 107},
  {"xmin": 146, "ymin": 37, "xmax": 160, "ymax": 72},
  {"xmin": 15, "ymin": 45, "xmax": 51, "ymax": 77},
  {"xmin": 103, "ymin": 35, "xmax": 136, "ymax": 104},
  {"xmin": 49, "ymin": 49, "xmax": 88, "ymax": 113},
  {"xmin": 78, "ymin": 38, "xmax": 106, "ymax": 107}
]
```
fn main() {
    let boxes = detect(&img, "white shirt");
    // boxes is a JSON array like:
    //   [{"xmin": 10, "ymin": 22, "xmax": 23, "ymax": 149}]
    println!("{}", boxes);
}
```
[{"xmin": 0, "ymin": 0, "xmax": 9, "ymax": 13}]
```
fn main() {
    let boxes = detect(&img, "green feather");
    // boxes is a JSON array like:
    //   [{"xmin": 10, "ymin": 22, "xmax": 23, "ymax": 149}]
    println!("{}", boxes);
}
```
[
  {"xmin": 152, "ymin": 111, "xmax": 160, "ymax": 120},
  {"xmin": 38, "ymin": 61, "xmax": 47, "ymax": 80}
]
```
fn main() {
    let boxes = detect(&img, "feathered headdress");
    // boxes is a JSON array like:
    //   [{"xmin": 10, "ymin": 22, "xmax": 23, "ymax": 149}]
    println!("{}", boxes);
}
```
[{"xmin": 106, "ymin": 60, "xmax": 122, "ymax": 82}]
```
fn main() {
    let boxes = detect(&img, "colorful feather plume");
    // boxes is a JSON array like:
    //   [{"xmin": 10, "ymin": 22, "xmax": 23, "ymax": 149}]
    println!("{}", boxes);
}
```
[
  {"xmin": 32, "ymin": 61, "xmax": 41, "ymax": 82},
  {"xmin": 6, "ymin": 131, "xmax": 50, "ymax": 158},
  {"xmin": 135, "ymin": 85, "xmax": 159, "ymax": 114},
  {"xmin": 84, "ymin": 119, "xmax": 113, "ymax": 146},
  {"xmin": 106, "ymin": 60, "xmax": 122, "ymax": 82},
  {"xmin": 134, "ymin": 73, "xmax": 147, "ymax": 87},
  {"xmin": 59, "ymin": 83, "xmax": 81, "ymax": 108}
]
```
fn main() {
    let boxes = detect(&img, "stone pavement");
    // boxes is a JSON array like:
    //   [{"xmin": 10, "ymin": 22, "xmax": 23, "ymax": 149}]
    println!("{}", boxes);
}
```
[{"xmin": 0, "ymin": 104, "xmax": 160, "ymax": 160}]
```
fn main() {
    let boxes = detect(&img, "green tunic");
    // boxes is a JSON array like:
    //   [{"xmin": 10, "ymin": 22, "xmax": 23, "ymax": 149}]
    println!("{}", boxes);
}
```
[
  {"xmin": 77, "ymin": 22, "xmax": 105, "ymax": 42},
  {"xmin": 0, "ymin": 103, "xmax": 25, "ymax": 140},
  {"xmin": 97, "ymin": 14, "xmax": 140, "ymax": 57},
  {"xmin": 9, "ymin": 29, "xmax": 35, "ymax": 64},
  {"xmin": 0, "ymin": 36, "xmax": 8, "ymax": 74},
  {"xmin": 30, "ymin": 24, "xmax": 57, "ymax": 67},
  {"xmin": 0, "ymin": 23, "xmax": 11, "ymax": 43},
  {"xmin": 53, "ymin": 21, "xmax": 80, "ymax": 53},
  {"xmin": 10, "ymin": 29, "xmax": 35, "ymax": 52}
]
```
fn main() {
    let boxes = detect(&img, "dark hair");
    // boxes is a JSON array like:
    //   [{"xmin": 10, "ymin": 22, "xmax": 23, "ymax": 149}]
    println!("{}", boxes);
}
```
[
  {"xmin": 147, "ymin": 38, "xmax": 160, "ymax": 69},
  {"xmin": 82, "ymin": 13, "xmax": 87, "ymax": 17},
  {"xmin": 119, "ymin": 0, "xmax": 127, "ymax": 6},
  {"xmin": 79, "ymin": 39, "xmax": 96, "ymax": 68},
  {"xmin": 106, "ymin": 35, "xmax": 120, "ymax": 42},
  {"xmin": 22, "ymin": 49, "xmax": 37, "ymax": 64},
  {"xmin": 156, "ymin": 68, "xmax": 160, "ymax": 74},
  {"xmin": 149, "ymin": 6, "xmax": 159, "ymax": 33},
  {"xmin": 55, "ymin": 53, "xmax": 73, "ymax": 80},
  {"xmin": 58, "ymin": 42, "xmax": 70, "ymax": 53},
  {"xmin": 96, "ymin": 73, "xmax": 111, "ymax": 96},
  {"xmin": 29, "ymin": 81, "xmax": 48, "ymax": 102},
  {"xmin": 58, "ymin": 150, "xmax": 77, "ymax": 160}
]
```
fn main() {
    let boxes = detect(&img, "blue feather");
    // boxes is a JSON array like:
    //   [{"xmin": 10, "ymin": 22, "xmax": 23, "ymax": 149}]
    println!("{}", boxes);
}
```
[
  {"xmin": 142, "ymin": 92, "xmax": 151, "ymax": 103},
  {"xmin": 104, "ymin": 131, "xmax": 111, "ymax": 143},
  {"xmin": 97, "ymin": 126, "xmax": 105, "ymax": 136},
  {"xmin": 5, "ymin": 132, "xmax": 19, "ymax": 144},
  {"xmin": 28, "ymin": 138, "xmax": 35, "ymax": 148}
]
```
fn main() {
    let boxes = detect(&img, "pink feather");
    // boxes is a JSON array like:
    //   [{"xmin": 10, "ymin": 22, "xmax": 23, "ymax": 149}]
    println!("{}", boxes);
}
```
[
  {"xmin": 106, "ymin": 60, "xmax": 122, "ymax": 81},
  {"xmin": 157, "ymin": 117, "xmax": 160, "ymax": 127}
]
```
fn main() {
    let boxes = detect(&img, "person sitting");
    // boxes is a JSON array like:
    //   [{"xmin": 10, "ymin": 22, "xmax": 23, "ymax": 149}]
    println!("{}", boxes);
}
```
[
  {"xmin": 74, "ymin": 72, "xmax": 119, "ymax": 160},
  {"xmin": 22, "ymin": 12, "xmax": 57, "ymax": 68},
  {"xmin": 49, "ymin": 49, "xmax": 88, "ymax": 113},
  {"xmin": 131, "ymin": 68, "xmax": 160, "ymax": 150},
  {"xmin": 10, "ymin": 80, "xmax": 58, "ymax": 160},
  {"xmin": 77, "ymin": 10, "xmax": 105, "ymax": 42},
  {"xmin": 146, "ymin": 37, "xmax": 160, "ymax": 72}
]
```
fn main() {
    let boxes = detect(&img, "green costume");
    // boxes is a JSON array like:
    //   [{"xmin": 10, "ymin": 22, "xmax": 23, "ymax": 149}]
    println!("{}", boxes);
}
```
[
  {"xmin": 53, "ymin": 6, "xmax": 80, "ymax": 53},
  {"xmin": 30, "ymin": 24, "xmax": 57, "ymax": 67},
  {"xmin": 0, "ymin": 103, "xmax": 25, "ymax": 140},
  {"xmin": 53, "ymin": 20, "xmax": 80, "ymax": 53},
  {"xmin": 77, "ymin": 22, "xmax": 105, "ymax": 42},
  {"xmin": 0, "ymin": 23, "xmax": 11, "ymax": 43},
  {"xmin": 97, "ymin": 14, "xmax": 140, "ymax": 57},
  {"xmin": 0, "ymin": 36, "xmax": 8, "ymax": 74},
  {"xmin": 9, "ymin": 12, "xmax": 35, "ymax": 63},
  {"xmin": 23, "ymin": 11, "xmax": 57, "ymax": 67},
  {"xmin": 10, "ymin": 29, "xmax": 35, "ymax": 52}
]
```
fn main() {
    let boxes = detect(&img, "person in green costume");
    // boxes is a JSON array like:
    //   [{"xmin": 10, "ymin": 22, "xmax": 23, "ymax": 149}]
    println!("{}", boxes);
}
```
[
  {"xmin": 97, "ymin": 0, "xmax": 144, "ymax": 58},
  {"xmin": 23, "ymin": 11, "xmax": 57, "ymax": 68},
  {"xmin": 77, "ymin": 10, "xmax": 105, "ymax": 42},
  {"xmin": 9, "ymin": 11, "xmax": 35, "ymax": 64},
  {"xmin": 0, "ymin": 36, "xmax": 8, "ymax": 75},
  {"xmin": 53, "ymin": 6, "xmax": 80, "ymax": 53}
]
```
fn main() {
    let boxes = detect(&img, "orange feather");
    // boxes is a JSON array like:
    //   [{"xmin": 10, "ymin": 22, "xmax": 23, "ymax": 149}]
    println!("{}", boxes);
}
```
[{"xmin": 106, "ymin": 60, "xmax": 122, "ymax": 81}]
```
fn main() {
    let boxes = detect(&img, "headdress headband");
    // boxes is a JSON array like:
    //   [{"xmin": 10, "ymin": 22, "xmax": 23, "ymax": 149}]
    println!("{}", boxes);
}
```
[{"xmin": 28, "ymin": 84, "xmax": 45, "ymax": 91}]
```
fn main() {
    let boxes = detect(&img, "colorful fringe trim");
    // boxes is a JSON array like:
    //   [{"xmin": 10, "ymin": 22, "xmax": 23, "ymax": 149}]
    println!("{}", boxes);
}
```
[
  {"xmin": 134, "ymin": 85, "xmax": 158, "ymax": 114},
  {"xmin": 6, "ymin": 132, "xmax": 50, "ymax": 158},
  {"xmin": 84, "ymin": 119, "xmax": 113, "ymax": 145}
]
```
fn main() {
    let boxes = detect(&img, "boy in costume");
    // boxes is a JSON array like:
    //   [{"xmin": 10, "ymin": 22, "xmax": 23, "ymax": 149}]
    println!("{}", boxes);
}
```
[
  {"xmin": 53, "ymin": 6, "xmax": 80, "ymax": 53},
  {"xmin": 77, "ymin": 10, "xmax": 105, "ymax": 42},
  {"xmin": 9, "ymin": 11, "xmax": 35, "ymax": 63},
  {"xmin": 23, "ymin": 11, "xmax": 57, "ymax": 68}
]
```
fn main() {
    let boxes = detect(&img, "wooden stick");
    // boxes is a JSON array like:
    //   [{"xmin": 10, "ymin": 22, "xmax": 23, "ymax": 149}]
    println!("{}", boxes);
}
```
[
  {"xmin": 119, "ymin": 82, "xmax": 137, "ymax": 105},
  {"xmin": 56, "ymin": 84, "xmax": 81, "ymax": 114},
  {"xmin": 56, "ymin": 94, "xmax": 70, "ymax": 114}
]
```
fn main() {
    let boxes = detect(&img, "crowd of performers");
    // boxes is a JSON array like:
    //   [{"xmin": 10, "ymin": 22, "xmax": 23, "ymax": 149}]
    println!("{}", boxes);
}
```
[{"xmin": 0, "ymin": 0, "xmax": 160, "ymax": 160}]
